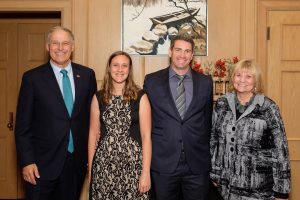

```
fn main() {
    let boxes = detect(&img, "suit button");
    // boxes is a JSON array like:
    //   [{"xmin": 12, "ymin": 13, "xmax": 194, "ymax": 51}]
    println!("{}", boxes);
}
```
[
  {"xmin": 181, "ymin": 122, "xmax": 183, "ymax": 125},
  {"xmin": 232, "ymin": 127, "xmax": 236, "ymax": 131},
  {"xmin": 231, "ymin": 138, "xmax": 235, "ymax": 142},
  {"xmin": 230, "ymin": 147, "xmax": 234, "ymax": 152},
  {"xmin": 179, "ymin": 139, "xmax": 182, "ymax": 143}
]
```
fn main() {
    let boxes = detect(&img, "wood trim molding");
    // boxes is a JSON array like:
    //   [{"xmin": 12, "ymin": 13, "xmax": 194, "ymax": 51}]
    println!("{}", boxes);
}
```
[{"xmin": 0, "ymin": 1, "xmax": 71, "ymax": 27}]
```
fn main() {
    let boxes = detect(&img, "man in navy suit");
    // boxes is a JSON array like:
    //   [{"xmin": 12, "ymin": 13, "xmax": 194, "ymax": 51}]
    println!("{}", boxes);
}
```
[
  {"xmin": 144, "ymin": 34, "xmax": 213, "ymax": 200},
  {"xmin": 15, "ymin": 26, "xmax": 97, "ymax": 200}
]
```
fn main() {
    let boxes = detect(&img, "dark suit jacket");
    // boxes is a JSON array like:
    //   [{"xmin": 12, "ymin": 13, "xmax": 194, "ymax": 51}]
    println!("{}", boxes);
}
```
[
  {"xmin": 15, "ymin": 62, "xmax": 97, "ymax": 180},
  {"xmin": 144, "ymin": 67, "xmax": 213, "ymax": 174}
]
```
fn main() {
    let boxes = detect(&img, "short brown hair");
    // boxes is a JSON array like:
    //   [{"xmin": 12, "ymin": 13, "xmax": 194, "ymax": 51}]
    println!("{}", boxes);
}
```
[{"xmin": 170, "ymin": 34, "xmax": 195, "ymax": 52}]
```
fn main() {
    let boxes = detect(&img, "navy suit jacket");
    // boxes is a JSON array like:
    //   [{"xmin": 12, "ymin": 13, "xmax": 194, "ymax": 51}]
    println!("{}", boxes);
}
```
[
  {"xmin": 144, "ymin": 67, "xmax": 213, "ymax": 174},
  {"xmin": 15, "ymin": 62, "xmax": 97, "ymax": 180}
]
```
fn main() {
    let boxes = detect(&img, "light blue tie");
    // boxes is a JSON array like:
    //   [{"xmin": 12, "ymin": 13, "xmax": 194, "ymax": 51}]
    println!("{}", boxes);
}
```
[{"xmin": 60, "ymin": 69, "xmax": 74, "ymax": 153}]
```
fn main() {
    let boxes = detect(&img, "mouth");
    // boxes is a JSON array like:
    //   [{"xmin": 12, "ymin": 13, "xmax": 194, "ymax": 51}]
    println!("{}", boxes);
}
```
[
  {"xmin": 55, "ymin": 52, "xmax": 66, "ymax": 55},
  {"xmin": 238, "ymin": 84, "xmax": 248, "ymax": 87},
  {"xmin": 115, "ymin": 74, "xmax": 125, "ymax": 77}
]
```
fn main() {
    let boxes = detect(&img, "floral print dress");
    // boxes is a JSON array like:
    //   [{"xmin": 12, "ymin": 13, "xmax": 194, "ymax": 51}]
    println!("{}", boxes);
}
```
[{"xmin": 90, "ymin": 94, "xmax": 149, "ymax": 200}]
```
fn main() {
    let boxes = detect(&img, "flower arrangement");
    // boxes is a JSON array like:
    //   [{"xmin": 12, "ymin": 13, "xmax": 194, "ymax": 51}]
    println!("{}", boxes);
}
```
[{"xmin": 192, "ymin": 56, "xmax": 239, "ymax": 80}]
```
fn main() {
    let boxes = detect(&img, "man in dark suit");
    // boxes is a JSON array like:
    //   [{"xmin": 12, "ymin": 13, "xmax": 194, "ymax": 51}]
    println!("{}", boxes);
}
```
[
  {"xmin": 15, "ymin": 26, "xmax": 97, "ymax": 200},
  {"xmin": 144, "ymin": 34, "xmax": 213, "ymax": 200}
]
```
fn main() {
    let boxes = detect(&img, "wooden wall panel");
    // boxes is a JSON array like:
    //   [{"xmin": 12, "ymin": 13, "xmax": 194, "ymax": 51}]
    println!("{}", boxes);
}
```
[
  {"xmin": 281, "ymin": 24, "xmax": 300, "ymax": 60},
  {"xmin": 73, "ymin": 0, "xmax": 88, "ymax": 64},
  {"xmin": 204, "ymin": 0, "xmax": 241, "ymax": 61},
  {"xmin": 240, "ymin": 0, "xmax": 257, "ymax": 59},
  {"xmin": 87, "ymin": 0, "xmax": 122, "ymax": 82}
]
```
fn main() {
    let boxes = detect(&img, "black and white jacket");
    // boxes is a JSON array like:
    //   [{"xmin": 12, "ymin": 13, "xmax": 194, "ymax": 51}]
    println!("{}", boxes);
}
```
[{"xmin": 210, "ymin": 92, "xmax": 291, "ymax": 200}]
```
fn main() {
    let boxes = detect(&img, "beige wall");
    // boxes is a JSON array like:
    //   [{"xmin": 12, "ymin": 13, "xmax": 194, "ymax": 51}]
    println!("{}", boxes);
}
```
[
  {"xmin": 86, "ymin": 0, "xmax": 245, "ymax": 86},
  {"xmin": 0, "ymin": 0, "xmax": 256, "ymax": 87}
]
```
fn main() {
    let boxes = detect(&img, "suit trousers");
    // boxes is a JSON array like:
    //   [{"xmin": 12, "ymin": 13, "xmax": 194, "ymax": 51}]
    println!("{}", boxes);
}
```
[
  {"xmin": 151, "ymin": 151, "xmax": 209, "ymax": 200},
  {"xmin": 25, "ymin": 153, "xmax": 85, "ymax": 200}
]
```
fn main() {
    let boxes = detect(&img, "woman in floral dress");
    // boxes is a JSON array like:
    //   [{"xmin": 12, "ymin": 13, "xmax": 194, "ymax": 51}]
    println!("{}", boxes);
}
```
[{"xmin": 88, "ymin": 51, "xmax": 152, "ymax": 199}]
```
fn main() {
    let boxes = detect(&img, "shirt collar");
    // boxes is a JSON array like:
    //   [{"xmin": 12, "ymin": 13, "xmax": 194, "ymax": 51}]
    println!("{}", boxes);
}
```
[
  {"xmin": 169, "ymin": 67, "xmax": 192, "ymax": 79},
  {"xmin": 50, "ymin": 60, "xmax": 72, "ymax": 75}
]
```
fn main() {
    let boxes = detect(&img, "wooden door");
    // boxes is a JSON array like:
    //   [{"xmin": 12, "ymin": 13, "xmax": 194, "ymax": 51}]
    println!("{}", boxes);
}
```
[
  {"xmin": 0, "ymin": 21, "xmax": 18, "ymax": 199},
  {"xmin": 0, "ymin": 19, "xmax": 60, "ymax": 199},
  {"xmin": 267, "ymin": 10, "xmax": 300, "ymax": 199}
]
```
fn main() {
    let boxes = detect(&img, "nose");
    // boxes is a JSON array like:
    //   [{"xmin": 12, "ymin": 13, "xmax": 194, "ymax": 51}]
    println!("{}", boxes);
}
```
[
  {"xmin": 240, "ymin": 75, "xmax": 247, "ymax": 82},
  {"xmin": 117, "ymin": 65, "xmax": 122, "ymax": 72},
  {"xmin": 58, "ymin": 43, "xmax": 64, "ymax": 50}
]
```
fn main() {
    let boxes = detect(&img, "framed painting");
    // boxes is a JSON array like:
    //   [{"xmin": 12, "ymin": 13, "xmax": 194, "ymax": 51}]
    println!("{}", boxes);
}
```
[{"xmin": 122, "ymin": 0, "xmax": 207, "ymax": 55}]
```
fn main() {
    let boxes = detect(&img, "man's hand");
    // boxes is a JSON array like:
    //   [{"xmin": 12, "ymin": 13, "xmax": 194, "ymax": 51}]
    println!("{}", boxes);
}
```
[{"xmin": 22, "ymin": 164, "xmax": 40, "ymax": 185}]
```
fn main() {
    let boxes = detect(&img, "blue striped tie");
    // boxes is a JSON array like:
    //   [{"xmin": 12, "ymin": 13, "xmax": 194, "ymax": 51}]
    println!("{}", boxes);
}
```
[
  {"xmin": 61, "ymin": 69, "xmax": 74, "ymax": 153},
  {"xmin": 176, "ymin": 75, "xmax": 186, "ymax": 119}
]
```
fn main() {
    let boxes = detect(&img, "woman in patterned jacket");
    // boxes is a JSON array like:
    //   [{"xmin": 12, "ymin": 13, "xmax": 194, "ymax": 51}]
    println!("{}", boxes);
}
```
[{"xmin": 210, "ymin": 59, "xmax": 291, "ymax": 200}]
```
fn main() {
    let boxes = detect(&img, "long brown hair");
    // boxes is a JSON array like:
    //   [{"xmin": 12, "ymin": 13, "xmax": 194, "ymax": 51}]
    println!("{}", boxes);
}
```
[{"xmin": 101, "ymin": 51, "xmax": 140, "ymax": 103}]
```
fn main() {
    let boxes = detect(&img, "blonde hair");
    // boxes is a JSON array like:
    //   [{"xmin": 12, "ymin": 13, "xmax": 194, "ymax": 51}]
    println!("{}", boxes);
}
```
[
  {"xmin": 101, "ymin": 51, "xmax": 140, "ymax": 104},
  {"xmin": 228, "ymin": 59, "xmax": 263, "ymax": 93}
]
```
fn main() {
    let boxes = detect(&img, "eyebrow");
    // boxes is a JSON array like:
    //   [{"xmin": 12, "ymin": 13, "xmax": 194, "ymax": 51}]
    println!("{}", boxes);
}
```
[{"xmin": 174, "ymin": 47, "xmax": 192, "ymax": 51}]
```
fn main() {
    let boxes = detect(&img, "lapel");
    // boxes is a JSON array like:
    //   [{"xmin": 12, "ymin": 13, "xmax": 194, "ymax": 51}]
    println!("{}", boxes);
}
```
[
  {"xmin": 42, "ymin": 62, "xmax": 84, "ymax": 118},
  {"xmin": 42, "ymin": 63, "xmax": 66, "ymax": 110},
  {"xmin": 71, "ymin": 63, "xmax": 83, "ymax": 118},
  {"xmin": 226, "ymin": 93, "xmax": 264, "ymax": 122},
  {"xmin": 183, "ymin": 69, "xmax": 198, "ymax": 121},
  {"xmin": 226, "ymin": 93, "xmax": 237, "ymax": 120},
  {"xmin": 161, "ymin": 68, "xmax": 184, "ymax": 121}
]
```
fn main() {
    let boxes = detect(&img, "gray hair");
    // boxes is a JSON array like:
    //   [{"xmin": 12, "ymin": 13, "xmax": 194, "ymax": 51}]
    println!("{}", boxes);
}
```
[{"xmin": 47, "ymin": 26, "xmax": 74, "ymax": 43}]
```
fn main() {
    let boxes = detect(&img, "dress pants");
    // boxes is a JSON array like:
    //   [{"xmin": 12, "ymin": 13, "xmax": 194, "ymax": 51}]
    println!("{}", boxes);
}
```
[
  {"xmin": 25, "ymin": 153, "xmax": 85, "ymax": 200},
  {"xmin": 151, "ymin": 151, "xmax": 209, "ymax": 200}
]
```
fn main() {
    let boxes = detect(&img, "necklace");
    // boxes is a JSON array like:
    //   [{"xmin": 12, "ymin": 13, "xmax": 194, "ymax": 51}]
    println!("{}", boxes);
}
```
[{"xmin": 235, "ymin": 94, "xmax": 255, "ymax": 113}]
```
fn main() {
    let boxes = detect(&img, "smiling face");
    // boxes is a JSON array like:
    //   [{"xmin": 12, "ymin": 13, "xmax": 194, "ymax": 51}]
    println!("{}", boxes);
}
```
[
  {"xmin": 109, "ymin": 55, "xmax": 130, "ymax": 85},
  {"xmin": 169, "ymin": 39, "xmax": 193, "ymax": 75},
  {"xmin": 46, "ymin": 29, "xmax": 74, "ymax": 68},
  {"xmin": 233, "ymin": 69, "xmax": 255, "ymax": 95}
]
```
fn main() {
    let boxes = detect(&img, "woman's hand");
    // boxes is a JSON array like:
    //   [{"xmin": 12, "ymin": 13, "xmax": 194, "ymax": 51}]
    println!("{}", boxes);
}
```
[{"xmin": 138, "ymin": 172, "xmax": 151, "ymax": 194}]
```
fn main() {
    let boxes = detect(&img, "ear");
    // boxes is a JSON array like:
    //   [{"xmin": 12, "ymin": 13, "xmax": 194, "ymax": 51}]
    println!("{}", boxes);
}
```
[
  {"xmin": 71, "ymin": 43, "xmax": 75, "ymax": 52},
  {"xmin": 46, "ymin": 43, "xmax": 50, "ymax": 51}
]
